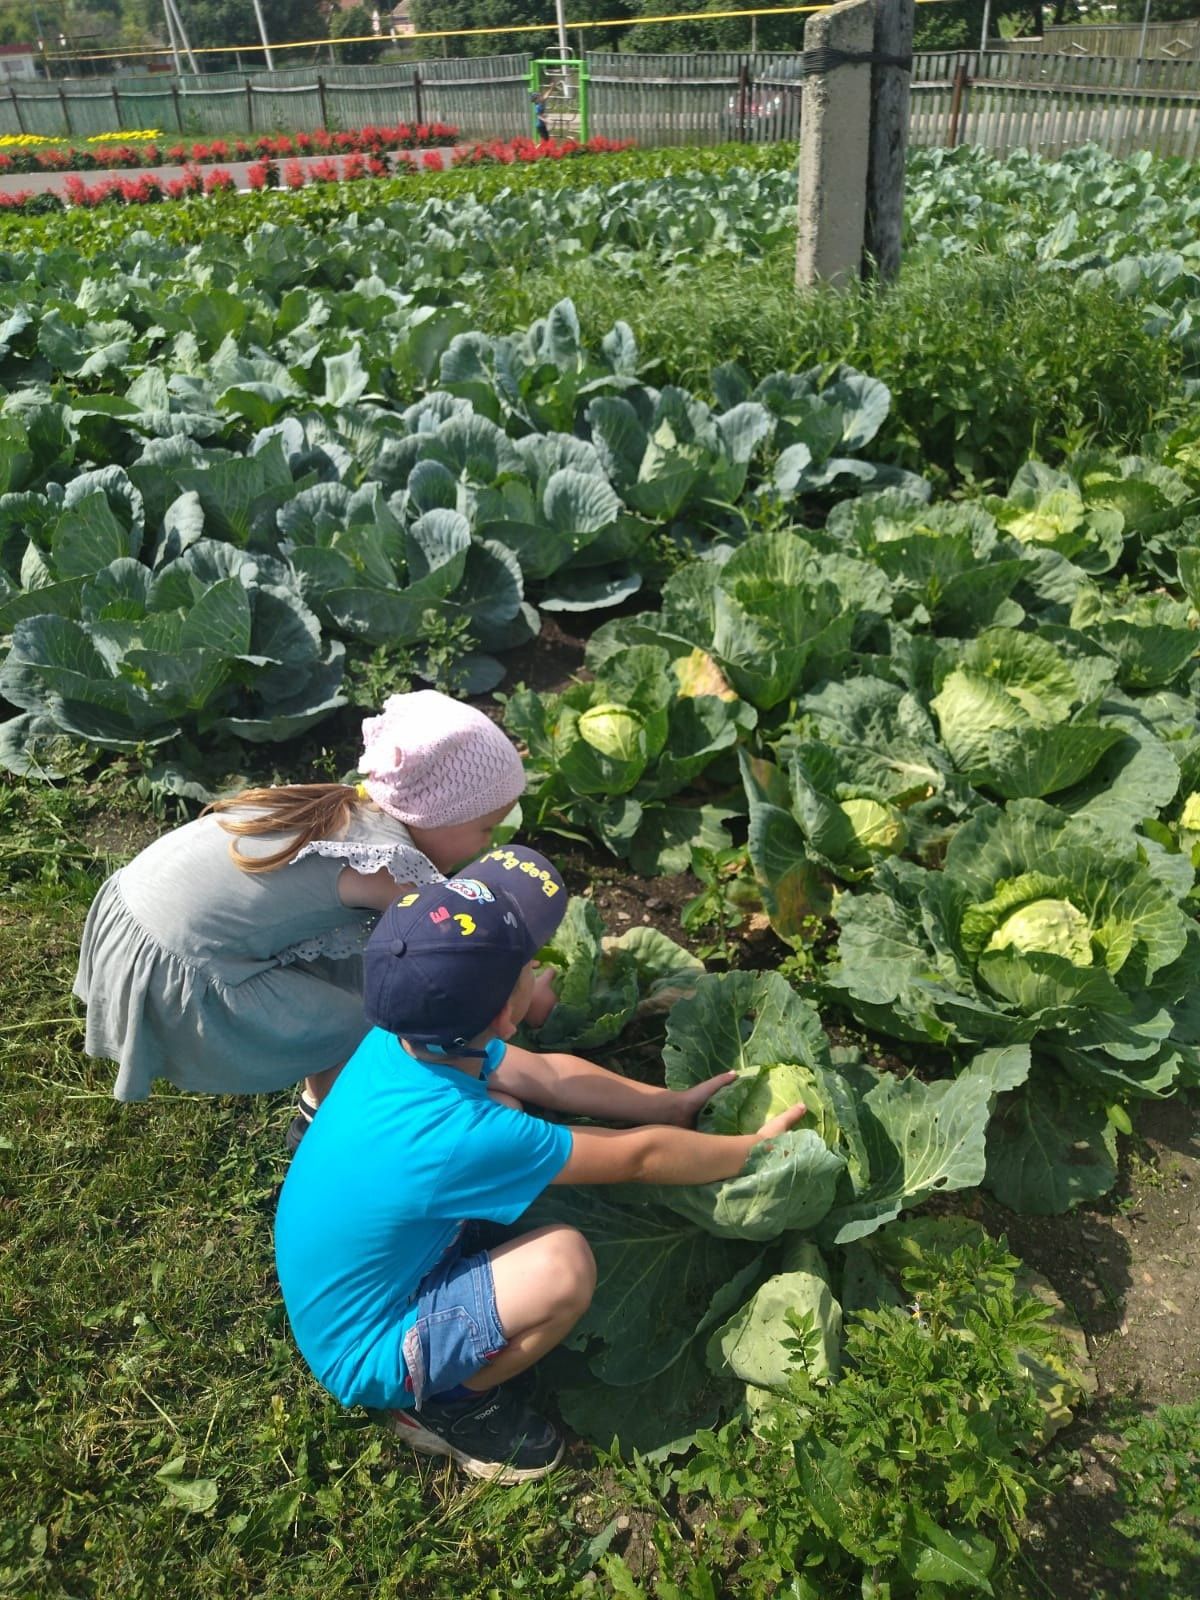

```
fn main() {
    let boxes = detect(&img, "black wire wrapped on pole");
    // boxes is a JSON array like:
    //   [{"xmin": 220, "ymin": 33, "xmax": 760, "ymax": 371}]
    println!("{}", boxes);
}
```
[{"xmin": 800, "ymin": 47, "xmax": 913, "ymax": 74}]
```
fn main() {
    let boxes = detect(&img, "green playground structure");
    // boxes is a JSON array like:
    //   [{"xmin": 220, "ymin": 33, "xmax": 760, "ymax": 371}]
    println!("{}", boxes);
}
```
[{"xmin": 529, "ymin": 56, "xmax": 589, "ymax": 143}]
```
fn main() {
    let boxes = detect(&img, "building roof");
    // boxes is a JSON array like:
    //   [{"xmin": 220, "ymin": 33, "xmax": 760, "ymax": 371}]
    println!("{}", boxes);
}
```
[{"xmin": 0, "ymin": 43, "xmax": 37, "ymax": 56}]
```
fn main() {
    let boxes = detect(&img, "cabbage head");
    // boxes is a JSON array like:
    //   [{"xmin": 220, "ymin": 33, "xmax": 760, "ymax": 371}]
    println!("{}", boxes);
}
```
[
  {"xmin": 826, "ymin": 800, "xmax": 1200, "ymax": 1103},
  {"xmin": 985, "ymin": 897, "xmax": 1094, "ymax": 967},
  {"xmin": 699, "ymin": 1060, "xmax": 840, "ymax": 1149},
  {"xmin": 838, "ymin": 797, "xmax": 907, "ymax": 862},
  {"xmin": 986, "ymin": 462, "xmax": 1124, "ymax": 572},
  {"xmin": 1005, "ymin": 488, "xmax": 1088, "ymax": 548},
  {"xmin": 929, "ymin": 626, "xmax": 1125, "ymax": 802},
  {"xmin": 578, "ymin": 702, "xmax": 646, "ymax": 763}
]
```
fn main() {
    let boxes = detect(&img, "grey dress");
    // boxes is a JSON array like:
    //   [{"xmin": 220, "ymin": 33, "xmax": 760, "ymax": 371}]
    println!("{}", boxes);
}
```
[{"xmin": 73, "ymin": 806, "xmax": 444, "ymax": 1101}]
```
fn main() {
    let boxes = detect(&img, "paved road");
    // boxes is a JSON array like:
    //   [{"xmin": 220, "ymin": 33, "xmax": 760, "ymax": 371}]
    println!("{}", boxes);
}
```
[{"xmin": 0, "ymin": 146, "xmax": 453, "ymax": 199}]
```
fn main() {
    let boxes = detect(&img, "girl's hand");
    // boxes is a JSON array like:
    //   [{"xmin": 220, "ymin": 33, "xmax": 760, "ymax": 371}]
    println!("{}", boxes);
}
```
[
  {"xmin": 524, "ymin": 964, "xmax": 559, "ymax": 1029},
  {"xmin": 664, "ymin": 1071, "xmax": 738, "ymax": 1128},
  {"xmin": 755, "ymin": 1102, "xmax": 809, "ymax": 1141}
]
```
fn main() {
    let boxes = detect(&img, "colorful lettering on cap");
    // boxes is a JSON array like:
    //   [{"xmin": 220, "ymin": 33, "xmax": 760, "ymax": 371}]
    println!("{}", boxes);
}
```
[
  {"xmin": 453, "ymin": 913, "xmax": 476, "ymax": 937},
  {"xmin": 445, "ymin": 878, "xmax": 496, "ymax": 905},
  {"xmin": 397, "ymin": 892, "xmax": 420, "ymax": 908},
  {"xmin": 429, "ymin": 905, "xmax": 450, "ymax": 925},
  {"xmin": 479, "ymin": 848, "xmax": 560, "ymax": 898}
]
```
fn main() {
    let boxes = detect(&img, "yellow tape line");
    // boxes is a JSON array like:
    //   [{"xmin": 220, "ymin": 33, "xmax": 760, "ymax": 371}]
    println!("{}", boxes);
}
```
[{"xmin": 47, "ymin": 0, "xmax": 952, "ymax": 65}]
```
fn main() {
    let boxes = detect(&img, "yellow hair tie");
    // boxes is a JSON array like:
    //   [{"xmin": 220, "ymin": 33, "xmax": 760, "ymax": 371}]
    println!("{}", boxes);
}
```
[{"xmin": 355, "ymin": 781, "xmax": 369, "ymax": 799}]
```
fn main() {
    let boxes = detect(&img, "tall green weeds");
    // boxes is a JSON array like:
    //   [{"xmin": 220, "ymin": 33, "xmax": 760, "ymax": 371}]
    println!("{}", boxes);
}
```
[{"xmin": 474, "ymin": 246, "xmax": 1181, "ymax": 489}]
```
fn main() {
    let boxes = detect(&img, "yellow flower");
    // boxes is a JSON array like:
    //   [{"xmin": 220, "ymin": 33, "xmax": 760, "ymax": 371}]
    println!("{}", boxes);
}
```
[{"xmin": 85, "ymin": 129, "xmax": 162, "ymax": 143}]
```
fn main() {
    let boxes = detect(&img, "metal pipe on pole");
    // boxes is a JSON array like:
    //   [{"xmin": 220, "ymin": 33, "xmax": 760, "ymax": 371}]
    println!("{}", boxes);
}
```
[
  {"xmin": 977, "ymin": 0, "xmax": 992, "ymax": 74},
  {"xmin": 161, "ymin": 0, "xmax": 183, "ymax": 76},
  {"xmin": 1134, "ymin": 0, "xmax": 1152, "ymax": 89},
  {"xmin": 552, "ymin": 0, "xmax": 573, "ymax": 97},
  {"xmin": 250, "ymin": 0, "xmax": 276, "ymax": 70},
  {"xmin": 167, "ymin": 0, "xmax": 200, "ymax": 75},
  {"xmin": 31, "ymin": 1, "xmax": 53, "ymax": 78}
]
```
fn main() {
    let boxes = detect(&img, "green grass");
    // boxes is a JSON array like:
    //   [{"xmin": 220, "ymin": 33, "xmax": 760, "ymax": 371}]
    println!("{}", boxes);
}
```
[
  {"xmin": 0, "ymin": 780, "xmax": 607, "ymax": 1600},
  {"xmin": 0, "ymin": 769, "xmax": 1172, "ymax": 1600}
]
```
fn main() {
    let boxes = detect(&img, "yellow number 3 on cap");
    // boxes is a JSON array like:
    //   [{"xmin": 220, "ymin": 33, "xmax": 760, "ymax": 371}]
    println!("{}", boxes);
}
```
[{"xmin": 453, "ymin": 913, "xmax": 476, "ymax": 936}]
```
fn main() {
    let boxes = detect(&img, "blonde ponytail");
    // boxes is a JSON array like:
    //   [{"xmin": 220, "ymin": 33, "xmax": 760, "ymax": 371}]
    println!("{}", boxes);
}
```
[{"xmin": 204, "ymin": 784, "xmax": 367, "ymax": 874}]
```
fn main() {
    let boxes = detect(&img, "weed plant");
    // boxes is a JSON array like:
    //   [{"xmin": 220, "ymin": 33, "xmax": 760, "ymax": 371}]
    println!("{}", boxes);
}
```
[
  {"xmin": 476, "ymin": 246, "xmax": 1181, "ymax": 490},
  {"xmin": 599, "ymin": 1235, "xmax": 1069, "ymax": 1598},
  {"xmin": 1106, "ymin": 1400, "xmax": 1200, "ymax": 1594}
]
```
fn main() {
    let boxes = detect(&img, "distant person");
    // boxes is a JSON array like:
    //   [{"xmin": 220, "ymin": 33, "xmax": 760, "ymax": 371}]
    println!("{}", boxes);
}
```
[
  {"xmin": 73, "ymin": 691, "xmax": 556, "ymax": 1150},
  {"xmin": 274, "ymin": 864, "xmax": 808, "ymax": 1481},
  {"xmin": 531, "ymin": 87, "xmax": 550, "ymax": 141}
]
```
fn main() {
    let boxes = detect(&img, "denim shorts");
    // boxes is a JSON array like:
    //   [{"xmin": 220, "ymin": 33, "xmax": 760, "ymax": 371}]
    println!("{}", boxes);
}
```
[{"xmin": 400, "ymin": 1223, "xmax": 508, "ymax": 1411}]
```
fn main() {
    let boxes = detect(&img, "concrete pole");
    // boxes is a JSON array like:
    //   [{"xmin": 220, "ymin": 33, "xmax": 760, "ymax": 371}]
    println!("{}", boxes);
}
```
[
  {"xmin": 795, "ymin": 0, "xmax": 875, "ymax": 288},
  {"xmin": 863, "ymin": 0, "xmax": 914, "ymax": 281}
]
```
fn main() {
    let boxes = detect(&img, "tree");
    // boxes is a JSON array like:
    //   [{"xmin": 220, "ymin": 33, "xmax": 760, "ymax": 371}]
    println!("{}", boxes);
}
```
[
  {"xmin": 175, "ymin": 0, "xmax": 326, "ymax": 71},
  {"xmin": 408, "ymin": 0, "xmax": 547, "ymax": 59},
  {"xmin": 620, "ymin": 0, "xmax": 797, "ymax": 53},
  {"xmin": 331, "ymin": 3, "xmax": 382, "ymax": 63},
  {"xmin": 0, "ymin": 3, "xmax": 39, "ymax": 49}
]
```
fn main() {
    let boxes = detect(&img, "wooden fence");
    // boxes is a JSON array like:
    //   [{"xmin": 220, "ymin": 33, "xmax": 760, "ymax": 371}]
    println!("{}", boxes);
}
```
[
  {"xmin": 911, "ymin": 50, "xmax": 1200, "ymax": 161},
  {"xmin": 587, "ymin": 51, "xmax": 804, "ymax": 146},
  {"xmin": 0, "ymin": 56, "xmax": 533, "ymax": 142},
  {"xmin": 0, "ymin": 48, "xmax": 1198, "ymax": 162},
  {"xmin": 997, "ymin": 21, "xmax": 1200, "ymax": 60}
]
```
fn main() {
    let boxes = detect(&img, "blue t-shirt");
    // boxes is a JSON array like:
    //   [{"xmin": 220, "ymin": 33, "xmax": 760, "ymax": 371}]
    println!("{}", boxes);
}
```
[{"xmin": 274, "ymin": 1028, "xmax": 573, "ymax": 1411}]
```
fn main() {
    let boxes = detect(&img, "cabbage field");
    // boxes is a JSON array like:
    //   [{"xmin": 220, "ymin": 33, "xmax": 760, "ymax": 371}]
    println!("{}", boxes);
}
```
[{"xmin": 4, "ymin": 141, "xmax": 1200, "ymax": 1598}]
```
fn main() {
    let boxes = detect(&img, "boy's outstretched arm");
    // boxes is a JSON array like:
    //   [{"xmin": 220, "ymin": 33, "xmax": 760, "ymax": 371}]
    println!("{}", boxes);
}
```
[
  {"xmin": 550, "ymin": 1103, "xmax": 808, "ymax": 1187},
  {"xmin": 491, "ymin": 1043, "xmax": 735, "ymax": 1127}
]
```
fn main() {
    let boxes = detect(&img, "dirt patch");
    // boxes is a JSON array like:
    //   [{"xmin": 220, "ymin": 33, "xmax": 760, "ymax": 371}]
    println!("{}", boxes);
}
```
[
  {"xmin": 975, "ymin": 1094, "xmax": 1200, "ymax": 1598},
  {"xmin": 982, "ymin": 1097, "xmax": 1199, "ymax": 1408},
  {"xmin": 500, "ymin": 614, "xmax": 590, "ymax": 696},
  {"xmin": 78, "ymin": 809, "xmax": 163, "ymax": 860}
]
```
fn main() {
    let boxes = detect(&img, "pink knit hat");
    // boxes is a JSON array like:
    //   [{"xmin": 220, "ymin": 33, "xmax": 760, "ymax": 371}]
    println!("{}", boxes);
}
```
[{"xmin": 359, "ymin": 691, "xmax": 526, "ymax": 829}]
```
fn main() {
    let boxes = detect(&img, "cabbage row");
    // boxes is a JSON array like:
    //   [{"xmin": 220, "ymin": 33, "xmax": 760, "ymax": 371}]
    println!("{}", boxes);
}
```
[
  {"xmin": 513, "ymin": 428, "xmax": 1200, "ymax": 1446},
  {"xmin": 3, "ymin": 151, "xmax": 1198, "ymax": 1463},
  {"xmin": 0, "ymin": 295, "xmax": 906, "ymax": 774},
  {"xmin": 512, "ymin": 423, "xmax": 1200, "ymax": 1226}
]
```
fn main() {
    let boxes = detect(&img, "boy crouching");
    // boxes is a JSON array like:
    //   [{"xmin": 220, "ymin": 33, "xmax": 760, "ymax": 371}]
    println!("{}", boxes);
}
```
[{"xmin": 274, "ymin": 846, "xmax": 806, "ymax": 1482}]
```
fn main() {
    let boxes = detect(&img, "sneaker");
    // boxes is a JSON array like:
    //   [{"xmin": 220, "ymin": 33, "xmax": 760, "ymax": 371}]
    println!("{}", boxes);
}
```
[
  {"xmin": 385, "ymin": 1386, "xmax": 564, "ymax": 1483},
  {"xmin": 284, "ymin": 1094, "xmax": 318, "ymax": 1155}
]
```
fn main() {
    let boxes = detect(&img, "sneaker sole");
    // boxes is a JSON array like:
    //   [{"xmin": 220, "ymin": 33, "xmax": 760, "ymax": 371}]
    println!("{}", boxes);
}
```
[{"xmin": 385, "ymin": 1409, "xmax": 564, "ymax": 1484}]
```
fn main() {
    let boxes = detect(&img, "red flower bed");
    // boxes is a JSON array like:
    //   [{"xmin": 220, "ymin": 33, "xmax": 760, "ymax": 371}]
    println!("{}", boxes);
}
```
[
  {"xmin": 0, "ymin": 138, "xmax": 632, "ymax": 217},
  {"xmin": 449, "ymin": 135, "xmax": 634, "ymax": 168},
  {"xmin": 0, "ymin": 121, "xmax": 460, "ymax": 175}
]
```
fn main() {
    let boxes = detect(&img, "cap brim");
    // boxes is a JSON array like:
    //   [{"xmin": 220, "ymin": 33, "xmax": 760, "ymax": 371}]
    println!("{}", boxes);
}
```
[{"xmin": 462, "ymin": 850, "xmax": 567, "ymax": 951}]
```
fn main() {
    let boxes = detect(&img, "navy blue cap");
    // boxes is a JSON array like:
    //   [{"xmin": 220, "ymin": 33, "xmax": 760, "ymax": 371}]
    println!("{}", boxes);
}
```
[
  {"xmin": 449, "ymin": 844, "xmax": 566, "ymax": 951},
  {"xmin": 364, "ymin": 845, "xmax": 567, "ymax": 1047}
]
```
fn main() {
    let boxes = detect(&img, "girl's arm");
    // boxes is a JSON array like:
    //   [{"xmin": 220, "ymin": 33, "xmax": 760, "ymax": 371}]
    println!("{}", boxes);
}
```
[
  {"xmin": 551, "ymin": 1103, "xmax": 807, "ymax": 1186},
  {"xmin": 337, "ymin": 867, "xmax": 414, "ymax": 911},
  {"xmin": 491, "ymin": 1043, "xmax": 734, "ymax": 1128}
]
